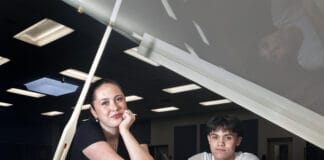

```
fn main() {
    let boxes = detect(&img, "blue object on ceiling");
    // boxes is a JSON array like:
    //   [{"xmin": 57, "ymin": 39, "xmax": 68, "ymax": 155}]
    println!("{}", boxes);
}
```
[{"xmin": 25, "ymin": 77, "xmax": 79, "ymax": 96}]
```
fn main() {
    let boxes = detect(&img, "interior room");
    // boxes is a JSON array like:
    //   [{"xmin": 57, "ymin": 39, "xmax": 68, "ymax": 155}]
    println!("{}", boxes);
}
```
[{"xmin": 1, "ymin": 0, "xmax": 324, "ymax": 159}]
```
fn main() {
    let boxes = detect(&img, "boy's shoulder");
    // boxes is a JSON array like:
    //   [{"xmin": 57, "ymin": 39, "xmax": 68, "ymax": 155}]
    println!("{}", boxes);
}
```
[
  {"xmin": 235, "ymin": 152, "xmax": 259, "ymax": 160},
  {"xmin": 188, "ymin": 152, "xmax": 213, "ymax": 160}
]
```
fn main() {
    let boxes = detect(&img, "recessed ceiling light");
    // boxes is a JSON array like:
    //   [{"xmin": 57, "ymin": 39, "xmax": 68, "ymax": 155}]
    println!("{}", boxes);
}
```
[
  {"xmin": 199, "ymin": 99, "xmax": 232, "ymax": 106},
  {"xmin": 41, "ymin": 111, "xmax": 64, "ymax": 117},
  {"xmin": 124, "ymin": 47, "xmax": 160, "ymax": 67},
  {"xmin": 7, "ymin": 88, "xmax": 45, "ymax": 98},
  {"xmin": 125, "ymin": 95, "xmax": 143, "ymax": 102},
  {"xmin": 0, "ymin": 102, "xmax": 13, "ymax": 107},
  {"xmin": 151, "ymin": 106, "xmax": 179, "ymax": 112},
  {"xmin": 14, "ymin": 18, "xmax": 74, "ymax": 47},
  {"xmin": 60, "ymin": 68, "xmax": 101, "ymax": 82},
  {"xmin": 0, "ymin": 56, "xmax": 10, "ymax": 66},
  {"xmin": 72, "ymin": 104, "xmax": 92, "ymax": 110},
  {"xmin": 25, "ymin": 77, "xmax": 78, "ymax": 96},
  {"xmin": 81, "ymin": 104, "xmax": 92, "ymax": 110},
  {"xmin": 162, "ymin": 84, "xmax": 201, "ymax": 94}
]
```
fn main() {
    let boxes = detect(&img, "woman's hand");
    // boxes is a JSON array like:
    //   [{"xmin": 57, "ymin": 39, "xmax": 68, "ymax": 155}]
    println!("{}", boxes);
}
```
[{"xmin": 119, "ymin": 109, "xmax": 136, "ymax": 131}]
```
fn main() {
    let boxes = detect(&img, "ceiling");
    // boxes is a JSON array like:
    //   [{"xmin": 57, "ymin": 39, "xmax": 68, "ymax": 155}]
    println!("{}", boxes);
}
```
[{"xmin": 0, "ymin": 0, "xmax": 242, "ymax": 125}]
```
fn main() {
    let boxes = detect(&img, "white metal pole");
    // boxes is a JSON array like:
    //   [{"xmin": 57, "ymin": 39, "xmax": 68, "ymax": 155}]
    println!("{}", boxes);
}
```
[{"xmin": 53, "ymin": 0, "xmax": 123, "ymax": 159}]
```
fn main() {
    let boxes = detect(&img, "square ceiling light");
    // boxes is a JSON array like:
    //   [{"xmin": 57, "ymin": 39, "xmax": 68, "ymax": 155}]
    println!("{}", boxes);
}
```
[
  {"xmin": 25, "ymin": 77, "xmax": 78, "ymax": 96},
  {"xmin": 0, "ymin": 56, "xmax": 10, "ymax": 66},
  {"xmin": 71, "ymin": 104, "xmax": 92, "ymax": 110},
  {"xmin": 14, "ymin": 18, "xmax": 74, "ymax": 47},
  {"xmin": 7, "ymin": 88, "xmax": 45, "ymax": 98},
  {"xmin": 125, "ymin": 95, "xmax": 143, "ymax": 102},
  {"xmin": 151, "ymin": 106, "xmax": 179, "ymax": 112},
  {"xmin": 0, "ymin": 102, "xmax": 13, "ymax": 107},
  {"xmin": 199, "ymin": 99, "xmax": 232, "ymax": 106},
  {"xmin": 162, "ymin": 84, "xmax": 201, "ymax": 94},
  {"xmin": 41, "ymin": 111, "xmax": 64, "ymax": 117},
  {"xmin": 60, "ymin": 68, "xmax": 101, "ymax": 83}
]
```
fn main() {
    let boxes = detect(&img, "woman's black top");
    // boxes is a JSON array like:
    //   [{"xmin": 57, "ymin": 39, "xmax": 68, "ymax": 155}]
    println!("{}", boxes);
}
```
[{"xmin": 66, "ymin": 119, "xmax": 145, "ymax": 160}]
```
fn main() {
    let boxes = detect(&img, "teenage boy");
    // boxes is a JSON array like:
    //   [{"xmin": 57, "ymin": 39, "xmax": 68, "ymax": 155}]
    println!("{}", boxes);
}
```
[{"xmin": 188, "ymin": 115, "xmax": 259, "ymax": 160}]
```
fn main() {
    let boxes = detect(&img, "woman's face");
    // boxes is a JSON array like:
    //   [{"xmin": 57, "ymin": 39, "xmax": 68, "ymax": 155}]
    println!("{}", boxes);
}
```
[
  {"xmin": 259, "ymin": 27, "xmax": 303, "ymax": 62},
  {"xmin": 90, "ymin": 83, "xmax": 127, "ymax": 129},
  {"xmin": 259, "ymin": 30, "xmax": 290, "ymax": 61}
]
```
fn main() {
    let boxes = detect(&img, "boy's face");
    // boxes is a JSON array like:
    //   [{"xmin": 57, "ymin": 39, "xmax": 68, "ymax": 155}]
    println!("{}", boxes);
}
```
[{"xmin": 207, "ymin": 129, "xmax": 242, "ymax": 160}]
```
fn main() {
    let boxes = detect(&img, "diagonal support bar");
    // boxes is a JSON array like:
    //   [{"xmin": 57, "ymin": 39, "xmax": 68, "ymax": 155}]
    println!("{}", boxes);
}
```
[{"xmin": 53, "ymin": 0, "xmax": 122, "ymax": 159}]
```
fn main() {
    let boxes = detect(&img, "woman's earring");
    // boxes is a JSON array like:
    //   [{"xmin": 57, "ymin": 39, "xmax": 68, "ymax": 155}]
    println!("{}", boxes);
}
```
[{"xmin": 95, "ymin": 118, "xmax": 99, "ymax": 122}]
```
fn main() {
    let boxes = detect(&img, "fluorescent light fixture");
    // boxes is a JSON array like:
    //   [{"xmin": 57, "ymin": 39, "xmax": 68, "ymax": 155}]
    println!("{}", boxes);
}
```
[
  {"xmin": 162, "ymin": 84, "xmax": 201, "ymax": 94},
  {"xmin": 60, "ymin": 68, "xmax": 101, "ymax": 82},
  {"xmin": 81, "ymin": 104, "xmax": 91, "ymax": 110},
  {"xmin": 124, "ymin": 47, "xmax": 160, "ymax": 67},
  {"xmin": 7, "ymin": 88, "xmax": 45, "ymax": 98},
  {"xmin": 41, "ymin": 111, "xmax": 64, "ymax": 117},
  {"xmin": 125, "ymin": 95, "xmax": 143, "ymax": 102},
  {"xmin": 151, "ymin": 106, "xmax": 179, "ymax": 112},
  {"xmin": 0, "ymin": 102, "xmax": 13, "ymax": 107},
  {"xmin": 14, "ymin": 18, "xmax": 74, "ymax": 47},
  {"xmin": 199, "ymin": 99, "xmax": 232, "ymax": 106},
  {"xmin": 25, "ymin": 77, "xmax": 78, "ymax": 96},
  {"xmin": 71, "ymin": 104, "xmax": 92, "ymax": 110},
  {"xmin": 0, "ymin": 56, "xmax": 10, "ymax": 65}
]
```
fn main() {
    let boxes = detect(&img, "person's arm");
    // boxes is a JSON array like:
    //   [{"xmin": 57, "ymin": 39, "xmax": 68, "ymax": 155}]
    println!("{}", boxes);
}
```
[
  {"xmin": 83, "ymin": 141, "xmax": 124, "ymax": 160},
  {"xmin": 119, "ymin": 110, "xmax": 154, "ymax": 160},
  {"xmin": 303, "ymin": 0, "xmax": 324, "ymax": 43},
  {"xmin": 139, "ymin": 144, "xmax": 151, "ymax": 155}
]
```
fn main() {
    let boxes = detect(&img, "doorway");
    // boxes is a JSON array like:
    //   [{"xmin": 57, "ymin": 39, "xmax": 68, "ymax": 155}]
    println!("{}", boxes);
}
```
[{"xmin": 267, "ymin": 137, "xmax": 292, "ymax": 160}]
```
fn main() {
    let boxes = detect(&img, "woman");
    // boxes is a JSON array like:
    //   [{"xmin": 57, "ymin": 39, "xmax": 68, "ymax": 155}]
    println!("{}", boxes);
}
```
[{"xmin": 67, "ymin": 79, "xmax": 154, "ymax": 160}]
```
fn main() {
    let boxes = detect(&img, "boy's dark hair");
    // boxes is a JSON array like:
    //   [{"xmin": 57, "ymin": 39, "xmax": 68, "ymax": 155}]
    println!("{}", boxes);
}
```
[{"xmin": 206, "ymin": 115, "xmax": 244, "ymax": 137}]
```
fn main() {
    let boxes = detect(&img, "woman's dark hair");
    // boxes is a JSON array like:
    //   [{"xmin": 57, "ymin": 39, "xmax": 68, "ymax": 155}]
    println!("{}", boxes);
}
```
[
  {"xmin": 85, "ymin": 78, "xmax": 123, "ymax": 107},
  {"xmin": 206, "ymin": 115, "xmax": 244, "ymax": 137}
]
